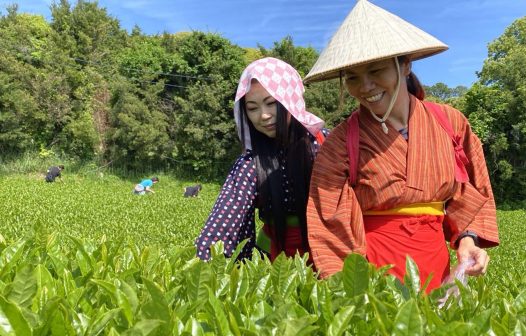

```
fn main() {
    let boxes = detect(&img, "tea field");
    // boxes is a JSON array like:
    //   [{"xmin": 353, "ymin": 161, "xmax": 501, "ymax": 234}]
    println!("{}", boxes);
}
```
[
  {"xmin": 1, "ymin": 173, "xmax": 216, "ymax": 248},
  {"xmin": 0, "ymin": 173, "xmax": 525, "ymax": 335}
]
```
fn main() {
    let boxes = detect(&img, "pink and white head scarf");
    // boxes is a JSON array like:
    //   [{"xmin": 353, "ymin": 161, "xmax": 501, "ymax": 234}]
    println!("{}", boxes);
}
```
[{"xmin": 234, "ymin": 57, "xmax": 325, "ymax": 150}]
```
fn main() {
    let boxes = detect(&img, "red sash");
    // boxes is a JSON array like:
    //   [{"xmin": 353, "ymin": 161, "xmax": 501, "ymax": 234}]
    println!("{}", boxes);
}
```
[
  {"xmin": 364, "ymin": 214, "xmax": 450, "ymax": 292},
  {"xmin": 262, "ymin": 224, "xmax": 313, "ymax": 265}
]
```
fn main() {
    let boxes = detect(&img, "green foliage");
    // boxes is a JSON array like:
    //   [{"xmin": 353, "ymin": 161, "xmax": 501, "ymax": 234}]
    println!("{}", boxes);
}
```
[
  {"xmin": 424, "ymin": 83, "xmax": 467, "ymax": 103},
  {"xmin": 170, "ymin": 79, "xmax": 240, "ymax": 174},
  {"xmin": 50, "ymin": 0, "xmax": 127, "ymax": 61},
  {"xmin": 166, "ymin": 32, "xmax": 246, "ymax": 175},
  {"xmin": 2, "ymin": 0, "xmax": 525, "ymax": 195},
  {"xmin": 0, "ymin": 3, "xmax": 111, "ymax": 161},
  {"xmin": 1, "ymin": 174, "xmax": 215, "ymax": 248},
  {"xmin": 116, "ymin": 34, "xmax": 179, "ymax": 85},
  {"xmin": 0, "ymin": 12, "xmax": 52, "ymax": 153},
  {"xmin": 0, "ymin": 234, "xmax": 523, "ymax": 335},
  {"xmin": 259, "ymin": 36, "xmax": 318, "ymax": 77},
  {"xmin": 463, "ymin": 17, "xmax": 526, "ymax": 204},
  {"xmin": 304, "ymin": 80, "xmax": 357, "ymax": 129},
  {"xmin": 107, "ymin": 80, "xmax": 172, "ymax": 169},
  {"xmin": 0, "ymin": 174, "xmax": 525, "ymax": 334},
  {"xmin": 243, "ymin": 47, "xmax": 264, "ymax": 64}
]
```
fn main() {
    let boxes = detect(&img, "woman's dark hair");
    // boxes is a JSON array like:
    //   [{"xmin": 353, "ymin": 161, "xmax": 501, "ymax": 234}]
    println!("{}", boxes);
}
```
[
  {"xmin": 151, "ymin": 177, "xmax": 159, "ymax": 182},
  {"xmin": 398, "ymin": 56, "xmax": 426, "ymax": 100},
  {"xmin": 238, "ymin": 97, "xmax": 315, "ymax": 253}
]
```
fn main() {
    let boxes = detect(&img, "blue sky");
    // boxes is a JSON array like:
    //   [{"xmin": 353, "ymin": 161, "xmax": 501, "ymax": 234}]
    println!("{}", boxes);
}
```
[{"xmin": 3, "ymin": 0, "xmax": 525, "ymax": 87}]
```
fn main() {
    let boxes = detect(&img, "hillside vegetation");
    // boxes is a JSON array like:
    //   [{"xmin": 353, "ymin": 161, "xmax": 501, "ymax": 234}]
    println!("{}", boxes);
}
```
[{"xmin": 1, "ymin": 3, "xmax": 526, "ymax": 203}]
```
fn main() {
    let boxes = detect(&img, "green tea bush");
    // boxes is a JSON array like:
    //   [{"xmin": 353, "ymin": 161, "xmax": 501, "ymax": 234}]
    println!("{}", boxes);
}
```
[{"xmin": 0, "ymin": 174, "xmax": 524, "ymax": 335}]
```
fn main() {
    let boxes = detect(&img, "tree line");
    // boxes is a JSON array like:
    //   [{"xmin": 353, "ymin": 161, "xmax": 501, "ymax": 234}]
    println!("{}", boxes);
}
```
[{"xmin": 0, "ymin": 1, "xmax": 524, "ymax": 205}]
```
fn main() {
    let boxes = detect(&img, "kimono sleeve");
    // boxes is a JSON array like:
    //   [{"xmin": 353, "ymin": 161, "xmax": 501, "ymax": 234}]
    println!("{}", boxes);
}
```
[
  {"xmin": 195, "ymin": 153, "xmax": 258, "ymax": 260},
  {"xmin": 442, "ymin": 105, "xmax": 499, "ymax": 248},
  {"xmin": 307, "ymin": 121, "xmax": 367, "ymax": 278}
]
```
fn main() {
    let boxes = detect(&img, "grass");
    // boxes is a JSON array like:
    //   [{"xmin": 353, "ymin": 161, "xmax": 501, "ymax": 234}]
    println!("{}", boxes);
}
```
[
  {"xmin": 2, "ymin": 172, "xmax": 524, "ymax": 289},
  {"xmin": 1, "ymin": 173, "xmax": 219, "ymax": 249},
  {"xmin": 1, "ymin": 172, "xmax": 524, "ymax": 334}
]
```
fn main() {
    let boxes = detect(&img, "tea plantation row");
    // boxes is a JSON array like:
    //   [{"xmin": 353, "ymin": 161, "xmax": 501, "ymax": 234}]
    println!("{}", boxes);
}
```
[{"xmin": 0, "ymin": 174, "xmax": 524, "ymax": 335}]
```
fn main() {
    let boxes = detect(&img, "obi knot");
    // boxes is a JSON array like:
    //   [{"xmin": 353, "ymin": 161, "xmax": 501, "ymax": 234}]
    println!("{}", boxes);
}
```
[{"xmin": 401, "ymin": 215, "xmax": 442, "ymax": 236}]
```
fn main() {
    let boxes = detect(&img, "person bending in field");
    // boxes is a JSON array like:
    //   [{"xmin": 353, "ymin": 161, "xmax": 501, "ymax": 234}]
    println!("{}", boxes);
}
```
[
  {"xmin": 45, "ymin": 165, "xmax": 64, "ymax": 183},
  {"xmin": 133, "ymin": 177, "xmax": 159, "ymax": 195},
  {"xmin": 183, "ymin": 184, "xmax": 202, "ymax": 198}
]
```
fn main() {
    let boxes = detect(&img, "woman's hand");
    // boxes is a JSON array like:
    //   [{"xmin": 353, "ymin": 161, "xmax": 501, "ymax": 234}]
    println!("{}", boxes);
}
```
[{"xmin": 457, "ymin": 237, "xmax": 490, "ymax": 276}]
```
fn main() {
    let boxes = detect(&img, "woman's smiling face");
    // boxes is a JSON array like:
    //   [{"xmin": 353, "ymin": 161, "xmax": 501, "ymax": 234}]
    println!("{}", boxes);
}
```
[
  {"xmin": 244, "ymin": 80, "xmax": 279, "ymax": 138},
  {"xmin": 344, "ymin": 58, "xmax": 410, "ymax": 116}
]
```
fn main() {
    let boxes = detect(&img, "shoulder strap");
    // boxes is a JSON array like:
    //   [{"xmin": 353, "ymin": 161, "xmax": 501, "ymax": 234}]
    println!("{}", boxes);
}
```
[
  {"xmin": 423, "ymin": 101, "xmax": 455, "ymax": 138},
  {"xmin": 346, "ymin": 111, "xmax": 360, "ymax": 186},
  {"xmin": 422, "ymin": 101, "xmax": 470, "ymax": 183}
]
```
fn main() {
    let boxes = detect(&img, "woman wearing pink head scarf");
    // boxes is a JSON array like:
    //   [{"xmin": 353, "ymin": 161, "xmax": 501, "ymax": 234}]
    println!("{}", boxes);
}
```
[{"xmin": 195, "ymin": 57, "xmax": 328, "ymax": 262}]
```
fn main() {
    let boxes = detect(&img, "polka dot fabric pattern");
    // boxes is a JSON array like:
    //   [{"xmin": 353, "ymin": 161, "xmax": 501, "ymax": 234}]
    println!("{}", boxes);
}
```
[
  {"xmin": 195, "ymin": 153, "xmax": 258, "ymax": 260},
  {"xmin": 195, "ymin": 129, "xmax": 329, "ymax": 260}
]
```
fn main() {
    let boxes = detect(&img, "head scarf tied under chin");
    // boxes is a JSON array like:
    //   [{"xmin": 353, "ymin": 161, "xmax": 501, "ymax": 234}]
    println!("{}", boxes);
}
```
[{"xmin": 234, "ymin": 57, "xmax": 325, "ymax": 150}]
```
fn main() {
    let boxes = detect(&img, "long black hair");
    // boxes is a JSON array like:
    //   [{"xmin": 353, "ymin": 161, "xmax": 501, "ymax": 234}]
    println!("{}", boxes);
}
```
[{"xmin": 238, "ymin": 97, "xmax": 316, "ymax": 253}]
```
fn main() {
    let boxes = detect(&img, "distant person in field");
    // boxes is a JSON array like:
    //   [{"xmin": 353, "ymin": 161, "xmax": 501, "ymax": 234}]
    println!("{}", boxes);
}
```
[
  {"xmin": 183, "ymin": 184, "xmax": 202, "ymax": 198},
  {"xmin": 133, "ymin": 177, "xmax": 159, "ymax": 195},
  {"xmin": 195, "ymin": 57, "xmax": 329, "ymax": 262},
  {"xmin": 45, "ymin": 165, "xmax": 64, "ymax": 183}
]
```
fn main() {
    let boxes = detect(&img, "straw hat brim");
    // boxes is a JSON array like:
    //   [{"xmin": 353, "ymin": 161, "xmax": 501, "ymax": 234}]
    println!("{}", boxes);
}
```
[{"xmin": 304, "ymin": 0, "xmax": 448, "ymax": 84}]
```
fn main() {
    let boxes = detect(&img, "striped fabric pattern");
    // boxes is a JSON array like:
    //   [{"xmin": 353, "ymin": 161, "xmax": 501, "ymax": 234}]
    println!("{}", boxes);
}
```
[{"xmin": 307, "ymin": 96, "xmax": 499, "ymax": 279}]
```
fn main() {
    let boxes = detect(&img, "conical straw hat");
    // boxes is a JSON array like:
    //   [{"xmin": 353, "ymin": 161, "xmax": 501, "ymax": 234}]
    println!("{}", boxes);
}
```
[{"xmin": 304, "ymin": 0, "xmax": 448, "ymax": 83}]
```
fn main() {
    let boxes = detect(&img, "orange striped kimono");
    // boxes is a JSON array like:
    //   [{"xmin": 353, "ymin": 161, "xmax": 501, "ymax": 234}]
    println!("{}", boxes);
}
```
[{"xmin": 307, "ymin": 95, "xmax": 499, "ymax": 279}]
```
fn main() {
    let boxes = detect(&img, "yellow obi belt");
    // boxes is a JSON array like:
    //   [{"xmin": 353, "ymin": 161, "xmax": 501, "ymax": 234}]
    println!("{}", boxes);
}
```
[{"xmin": 363, "ymin": 202, "xmax": 445, "ymax": 216}]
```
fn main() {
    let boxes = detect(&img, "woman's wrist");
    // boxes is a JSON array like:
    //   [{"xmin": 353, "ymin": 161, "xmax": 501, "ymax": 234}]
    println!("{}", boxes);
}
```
[{"xmin": 456, "ymin": 230, "xmax": 479, "ymax": 248}]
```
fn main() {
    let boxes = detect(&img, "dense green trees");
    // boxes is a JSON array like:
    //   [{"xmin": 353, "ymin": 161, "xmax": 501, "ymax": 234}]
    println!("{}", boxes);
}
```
[
  {"xmin": 0, "ymin": 1, "xmax": 127, "ymax": 161},
  {"xmin": 258, "ymin": 35, "xmax": 357, "ymax": 127},
  {"xmin": 425, "ymin": 83, "xmax": 468, "ymax": 103},
  {"xmin": 166, "ymin": 32, "xmax": 246, "ymax": 174},
  {"xmin": 0, "ymin": 9, "xmax": 45, "ymax": 153},
  {"xmin": 0, "ymin": 1, "xmax": 525, "ymax": 204},
  {"xmin": 462, "ymin": 17, "xmax": 526, "ymax": 204}
]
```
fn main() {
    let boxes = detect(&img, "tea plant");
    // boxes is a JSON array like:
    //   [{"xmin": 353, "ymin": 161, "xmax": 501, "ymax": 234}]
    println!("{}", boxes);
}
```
[{"xmin": 0, "ymin": 174, "xmax": 524, "ymax": 335}]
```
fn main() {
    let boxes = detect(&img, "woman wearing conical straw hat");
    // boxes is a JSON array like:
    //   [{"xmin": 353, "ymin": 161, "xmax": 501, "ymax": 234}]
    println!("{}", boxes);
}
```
[{"xmin": 305, "ymin": 0, "xmax": 499, "ymax": 292}]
